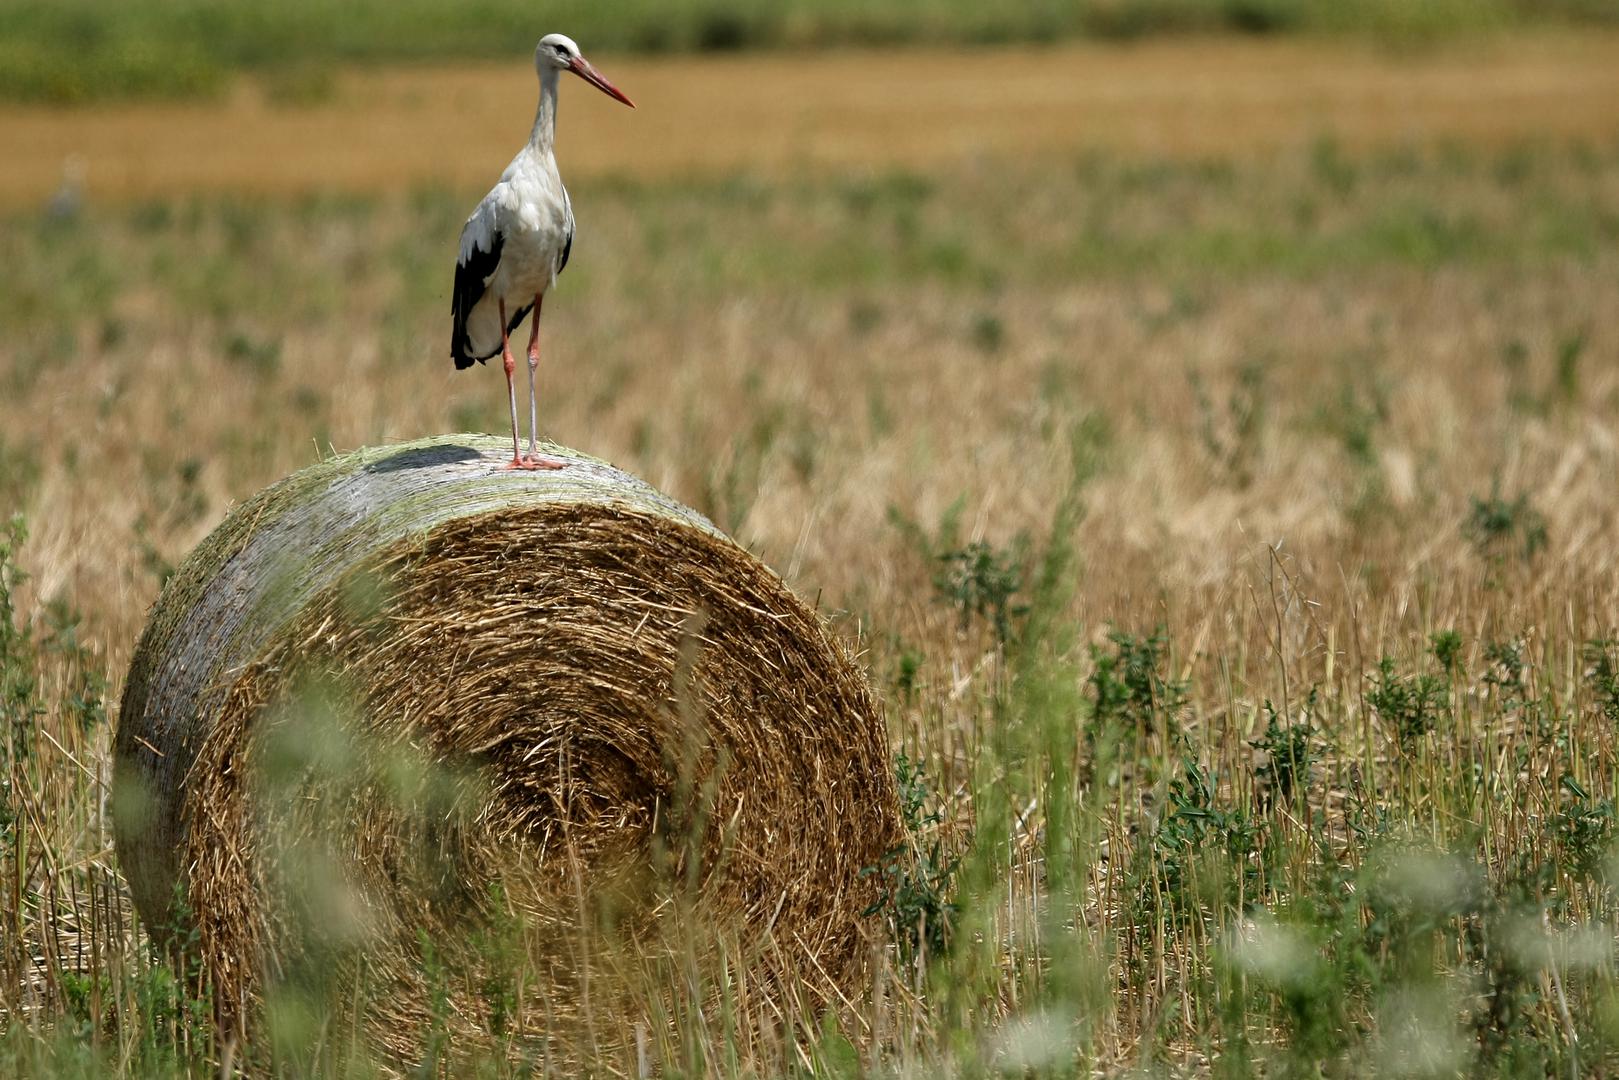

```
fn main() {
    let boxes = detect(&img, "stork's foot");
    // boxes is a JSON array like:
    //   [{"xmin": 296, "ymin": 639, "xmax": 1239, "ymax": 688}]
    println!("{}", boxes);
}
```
[{"xmin": 504, "ymin": 453, "xmax": 569, "ymax": 471}]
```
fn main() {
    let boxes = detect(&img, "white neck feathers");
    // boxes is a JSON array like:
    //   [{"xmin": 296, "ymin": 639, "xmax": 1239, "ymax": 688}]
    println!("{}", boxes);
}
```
[{"xmin": 530, "ymin": 67, "xmax": 561, "ymax": 154}]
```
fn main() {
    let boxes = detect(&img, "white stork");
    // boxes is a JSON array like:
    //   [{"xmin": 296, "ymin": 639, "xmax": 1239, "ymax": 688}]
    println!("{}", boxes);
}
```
[{"xmin": 451, "ymin": 33, "xmax": 634, "ymax": 469}]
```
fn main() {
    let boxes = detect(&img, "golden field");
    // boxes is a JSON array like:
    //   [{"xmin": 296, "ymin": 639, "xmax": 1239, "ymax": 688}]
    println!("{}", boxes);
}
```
[
  {"xmin": 5, "ymin": 35, "xmax": 1619, "ymax": 207},
  {"xmin": 5, "ymin": 32, "xmax": 1619, "ymax": 1076}
]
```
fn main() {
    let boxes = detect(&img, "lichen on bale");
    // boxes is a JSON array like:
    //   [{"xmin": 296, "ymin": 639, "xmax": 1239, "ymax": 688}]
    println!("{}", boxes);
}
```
[{"xmin": 112, "ymin": 434, "xmax": 900, "ymax": 1067}]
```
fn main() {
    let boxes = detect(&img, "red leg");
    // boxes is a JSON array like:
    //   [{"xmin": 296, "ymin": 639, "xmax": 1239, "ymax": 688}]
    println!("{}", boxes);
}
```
[
  {"xmin": 499, "ymin": 298, "xmax": 527, "ymax": 470},
  {"xmin": 525, "ymin": 296, "xmax": 540, "ymax": 459},
  {"xmin": 523, "ymin": 293, "xmax": 567, "ymax": 470}
]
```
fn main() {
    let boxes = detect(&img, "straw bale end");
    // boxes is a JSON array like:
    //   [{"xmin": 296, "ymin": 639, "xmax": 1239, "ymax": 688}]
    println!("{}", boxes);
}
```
[{"xmin": 113, "ymin": 434, "xmax": 901, "ymax": 1060}]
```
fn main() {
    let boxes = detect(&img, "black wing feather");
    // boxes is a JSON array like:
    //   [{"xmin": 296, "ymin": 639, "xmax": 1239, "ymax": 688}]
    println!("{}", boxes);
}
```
[
  {"xmin": 450, "ymin": 229, "xmax": 504, "ymax": 370},
  {"xmin": 557, "ymin": 224, "xmax": 574, "ymax": 277}
]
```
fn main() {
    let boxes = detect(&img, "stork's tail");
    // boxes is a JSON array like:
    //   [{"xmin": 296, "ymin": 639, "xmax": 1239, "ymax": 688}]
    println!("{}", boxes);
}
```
[
  {"xmin": 450, "ymin": 302, "xmax": 532, "ymax": 371},
  {"xmin": 451, "ymin": 340, "xmax": 482, "ymax": 370}
]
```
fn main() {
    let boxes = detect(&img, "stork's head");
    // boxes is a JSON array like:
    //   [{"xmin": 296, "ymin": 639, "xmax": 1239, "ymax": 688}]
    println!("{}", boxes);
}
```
[{"xmin": 536, "ymin": 34, "xmax": 635, "ymax": 108}]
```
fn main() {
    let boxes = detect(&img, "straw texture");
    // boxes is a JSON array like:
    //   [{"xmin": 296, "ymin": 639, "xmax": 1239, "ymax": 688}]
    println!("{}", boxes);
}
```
[{"xmin": 113, "ymin": 435, "xmax": 900, "ymax": 1065}]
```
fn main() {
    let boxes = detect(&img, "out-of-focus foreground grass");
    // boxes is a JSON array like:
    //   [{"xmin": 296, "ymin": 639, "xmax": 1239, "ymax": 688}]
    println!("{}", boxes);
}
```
[
  {"xmin": 2, "ymin": 0, "xmax": 1618, "ymax": 103},
  {"xmin": 5, "ymin": 122, "xmax": 1619, "ymax": 1070}
]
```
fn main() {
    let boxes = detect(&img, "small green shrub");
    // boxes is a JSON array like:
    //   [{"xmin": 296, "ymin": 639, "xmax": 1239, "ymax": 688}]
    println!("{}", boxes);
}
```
[
  {"xmin": 1552, "ymin": 777, "xmax": 1614, "ymax": 883},
  {"xmin": 1146, "ymin": 755, "xmax": 1265, "ymax": 916},
  {"xmin": 1088, "ymin": 626, "xmax": 1186, "ymax": 735},
  {"xmin": 933, "ymin": 540, "xmax": 1027, "ymax": 642},
  {"xmin": 1252, "ymin": 697, "xmax": 1316, "ymax": 810},
  {"xmin": 1429, "ymin": 628, "xmax": 1464, "ymax": 675},
  {"xmin": 1367, "ymin": 656, "xmax": 1448, "ymax": 749},
  {"xmin": 1483, "ymin": 637, "xmax": 1527, "ymax": 698},
  {"xmin": 1582, "ymin": 639, "xmax": 1619, "ymax": 726},
  {"xmin": 1465, "ymin": 483, "xmax": 1548, "ymax": 562},
  {"xmin": 0, "ymin": 516, "xmax": 42, "ymax": 770},
  {"xmin": 862, "ymin": 754, "xmax": 960, "ymax": 968},
  {"xmin": 890, "ymin": 499, "xmax": 1030, "ymax": 644}
]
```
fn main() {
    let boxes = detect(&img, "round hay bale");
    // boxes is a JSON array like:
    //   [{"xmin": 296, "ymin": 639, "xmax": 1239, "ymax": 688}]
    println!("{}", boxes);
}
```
[{"xmin": 113, "ymin": 434, "xmax": 900, "ymax": 1065}]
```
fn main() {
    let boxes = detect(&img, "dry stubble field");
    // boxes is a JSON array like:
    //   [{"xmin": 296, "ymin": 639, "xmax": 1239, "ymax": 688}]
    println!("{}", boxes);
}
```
[{"xmin": 6, "ymin": 34, "xmax": 1619, "ymax": 1076}]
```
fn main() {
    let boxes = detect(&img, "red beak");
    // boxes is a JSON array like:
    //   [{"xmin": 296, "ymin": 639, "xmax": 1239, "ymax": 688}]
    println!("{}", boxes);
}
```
[{"xmin": 568, "ymin": 56, "xmax": 635, "ymax": 108}]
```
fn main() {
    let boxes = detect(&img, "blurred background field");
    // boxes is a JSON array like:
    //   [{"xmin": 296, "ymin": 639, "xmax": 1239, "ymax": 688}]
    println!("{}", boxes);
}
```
[
  {"xmin": 6, "ymin": 4, "xmax": 1619, "ymax": 1076},
  {"xmin": 8, "ymin": 35, "xmax": 1619, "ymax": 208},
  {"xmin": 3, "ymin": 0, "xmax": 1618, "ymax": 104}
]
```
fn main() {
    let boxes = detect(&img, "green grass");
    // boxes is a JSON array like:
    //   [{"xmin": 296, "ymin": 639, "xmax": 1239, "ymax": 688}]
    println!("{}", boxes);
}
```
[
  {"xmin": 1, "ymin": 0, "xmax": 1617, "ymax": 102},
  {"xmin": 7, "ymin": 138, "xmax": 1616, "ymax": 341}
]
